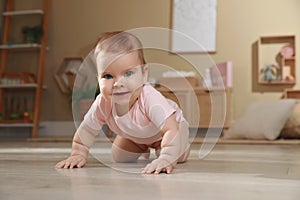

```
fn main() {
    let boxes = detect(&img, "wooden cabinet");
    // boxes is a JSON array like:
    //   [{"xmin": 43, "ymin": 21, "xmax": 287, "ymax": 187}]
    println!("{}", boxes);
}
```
[
  {"xmin": 0, "ymin": 0, "xmax": 50, "ymax": 138},
  {"xmin": 157, "ymin": 86, "xmax": 232, "ymax": 128},
  {"xmin": 282, "ymin": 89, "xmax": 300, "ymax": 99}
]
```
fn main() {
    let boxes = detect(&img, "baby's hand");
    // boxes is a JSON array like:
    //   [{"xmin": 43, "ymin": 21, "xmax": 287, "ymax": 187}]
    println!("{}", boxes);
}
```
[
  {"xmin": 142, "ymin": 158, "xmax": 175, "ymax": 174},
  {"xmin": 55, "ymin": 155, "xmax": 86, "ymax": 169}
]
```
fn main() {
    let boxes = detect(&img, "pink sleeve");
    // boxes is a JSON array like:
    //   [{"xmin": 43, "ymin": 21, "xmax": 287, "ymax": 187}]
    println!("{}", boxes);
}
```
[
  {"xmin": 143, "ymin": 87, "xmax": 177, "ymax": 128},
  {"xmin": 83, "ymin": 94, "xmax": 107, "ymax": 130}
]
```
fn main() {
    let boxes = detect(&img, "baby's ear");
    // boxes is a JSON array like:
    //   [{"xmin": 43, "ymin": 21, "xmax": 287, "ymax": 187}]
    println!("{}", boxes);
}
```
[
  {"xmin": 142, "ymin": 64, "xmax": 149, "ymax": 83},
  {"xmin": 142, "ymin": 64, "xmax": 149, "ymax": 82}
]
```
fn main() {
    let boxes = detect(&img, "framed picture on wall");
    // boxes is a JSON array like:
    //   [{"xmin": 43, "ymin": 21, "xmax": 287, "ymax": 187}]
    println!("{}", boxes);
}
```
[{"xmin": 171, "ymin": 0, "xmax": 217, "ymax": 53}]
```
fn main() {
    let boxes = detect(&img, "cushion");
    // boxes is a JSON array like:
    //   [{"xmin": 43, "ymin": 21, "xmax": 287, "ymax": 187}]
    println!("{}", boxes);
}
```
[
  {"xmin": 280, "ymin": 102, "xmax": 300, "ymax": 139},
  {"xmin": 225, "ymin": 99, "xmax": 298, "ymax": 140}
]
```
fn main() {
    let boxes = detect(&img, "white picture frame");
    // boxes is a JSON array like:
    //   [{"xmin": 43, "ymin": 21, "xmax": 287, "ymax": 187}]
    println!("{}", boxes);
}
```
[{"xmin": 171, "ymin": 0, "xmax": 217, "ymax": 53}]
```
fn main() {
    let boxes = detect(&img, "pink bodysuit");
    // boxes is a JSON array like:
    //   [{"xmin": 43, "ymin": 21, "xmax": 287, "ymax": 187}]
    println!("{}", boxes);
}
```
[{"xmin": 82, "ymin": 83, "xmax": 186, "ymax": 145}]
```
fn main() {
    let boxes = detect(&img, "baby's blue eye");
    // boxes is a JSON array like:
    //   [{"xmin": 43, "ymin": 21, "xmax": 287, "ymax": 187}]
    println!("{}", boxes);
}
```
[
  {"xmin": 103, "ymin": 74, "xmax": 113, "ymax": 79},
  {"xmin": 124, "ymin": 71, "xmax": 133, "ymax": 77}
]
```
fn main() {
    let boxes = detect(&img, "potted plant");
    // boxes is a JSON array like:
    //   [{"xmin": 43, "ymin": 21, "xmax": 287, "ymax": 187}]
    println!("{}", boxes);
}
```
[{"xmin": 22, "ymin": 25, "xmax": 43, "ymax": 43}]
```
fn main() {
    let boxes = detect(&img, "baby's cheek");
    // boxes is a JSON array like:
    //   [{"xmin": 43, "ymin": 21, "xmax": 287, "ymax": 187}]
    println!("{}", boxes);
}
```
[
  {"xmin": 127, "ymin": 76, "xmax": 144, "ymax": 89},
  {"xmin": 99, "ymin": 85, "xmax": 112, "ymax": 100}
]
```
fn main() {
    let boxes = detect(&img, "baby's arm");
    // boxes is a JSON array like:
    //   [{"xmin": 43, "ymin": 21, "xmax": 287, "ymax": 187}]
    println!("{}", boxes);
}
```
[
  {"xmin": 55, "ymin": 122, "xmax": 99, "ymax": 169},
  {"xmin": 142, "ymin": 113, "xmax": 189, "ymax": 174}
]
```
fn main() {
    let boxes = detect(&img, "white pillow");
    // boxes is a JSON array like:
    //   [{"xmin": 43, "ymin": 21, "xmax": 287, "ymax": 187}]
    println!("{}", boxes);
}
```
[{"xmin": 225, "ymin": 99, "xmax": 298, "ymax": 140}]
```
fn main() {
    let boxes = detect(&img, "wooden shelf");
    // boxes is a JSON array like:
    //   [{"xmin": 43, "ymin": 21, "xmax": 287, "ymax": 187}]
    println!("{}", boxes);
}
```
[
  {"xmin": 156, "ymin": 85, "xmax": 231, "ymax": 92},
  {"xmin": 0, "ymin": 83, "xmax": 47, "ymax": 89},
  {"xmin": 0, "ymin": 123, "xmax": 34, "ymax": 127},
  {"xmin": 256, "ymin": 35, "xmax": 296, "ymax": 90},
  {"xmin": 2, "ymin": 9, "xmax": 44, "ymax": 16},
  {"xmin": 284, "ymin": 57, "xmax": 295, "ymax": 61},
  {"xmin": 258, "ymin": 81, "xmax": 295, "ymax": 85},
  {"xmin": 0, "ymin": 43, "xmax": 41, "ymax": 50},
  {"xmin": 260, "ymin": 35, "xmax": 295, "ymax": 44},
  {"xmin": 0, "ymin": 0, "xmax": 50, "ymax": 138},
  {"xmin": 0, "ymin": 83, "xmax": 38, "ymax": 88},
  {"xmin": 0, "ymin": 119, "xmax": 33, "ymax": 127}
]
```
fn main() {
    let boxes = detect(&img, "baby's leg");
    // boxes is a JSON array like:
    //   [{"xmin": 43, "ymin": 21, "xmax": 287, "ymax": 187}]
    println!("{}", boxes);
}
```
[{"xmin": 112, "ymin": 135, "xmax": 149, "ymax": 163}]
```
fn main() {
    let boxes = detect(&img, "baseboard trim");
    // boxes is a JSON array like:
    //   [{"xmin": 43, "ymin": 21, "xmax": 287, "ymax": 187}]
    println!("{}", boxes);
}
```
[
  {"xmin": 28, "ymin": 137, "xmax": 114, "ymax": 143},
  {"xmin": 39, "ymin": 121, "xmax": 76, "ymax": 137},
  {"xmin": 0, "ymin": 121, "xmax": 76, "ymax": 138},
  {"xmin": 192, "ymin": 137, "xmax": 300, "ymax": 145}
]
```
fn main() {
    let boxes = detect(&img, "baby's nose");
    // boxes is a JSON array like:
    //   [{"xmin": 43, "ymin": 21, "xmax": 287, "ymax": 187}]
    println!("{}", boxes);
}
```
[{"xmin": 113, "ymin": 76, "xmax": 125, "ymax": 87}]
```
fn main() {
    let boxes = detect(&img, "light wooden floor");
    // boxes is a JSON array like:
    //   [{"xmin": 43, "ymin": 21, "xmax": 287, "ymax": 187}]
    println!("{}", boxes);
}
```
[{"xmin": 0, "ymin": 140, "xmax": 300, "ymax": 200}]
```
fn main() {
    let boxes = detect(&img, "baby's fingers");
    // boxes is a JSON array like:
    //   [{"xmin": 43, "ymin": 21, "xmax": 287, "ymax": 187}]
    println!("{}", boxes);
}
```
[
  {"xmin": 165, "ymin": 165, "xmax": 173, "ymax": 174},
  {"xmin": 55, "ymin": 156, "xmax": 86, "ymax": 169},
  {"xmin": 76, "ymin": 159, "xmax": 86, "ymax": 168},
  {"xmin": 62, "ymin": 158, "xmax": 75, "ymax": 168},
  {"xmin": 142, "ymin": 163, "xmax": 156, "ymax": 174},
  {"xmin": 55, "ymin": 160, "xmax": 67, "ymax": 168},
  {"xmin": 56, "ymin": 159, "xmax": 74, "ymax": 169},
  {"xmin": 154, "ymin": 163, "xmax": 172, "ymax": 174},
  {"xmin": 65, "ymin": 158, "xmax": 80, "ymax": 169},
  {"xmin": 69, "ymin": 160, "xmax": 78, "ymax": 169},
  {"xmin": 142, "ymin": 159, "xmax": 174, "ymax": 174}
]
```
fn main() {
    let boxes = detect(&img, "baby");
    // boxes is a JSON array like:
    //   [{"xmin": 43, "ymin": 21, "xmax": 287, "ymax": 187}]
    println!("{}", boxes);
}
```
[{"xmin": 55, "ymin": 31, "xmax": 190, "ymax": 174}]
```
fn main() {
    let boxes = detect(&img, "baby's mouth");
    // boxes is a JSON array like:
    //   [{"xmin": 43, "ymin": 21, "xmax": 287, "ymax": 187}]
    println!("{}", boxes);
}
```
[{"xmin": 113, "ymin": 91, "xmax": 130, "ymax": 96}]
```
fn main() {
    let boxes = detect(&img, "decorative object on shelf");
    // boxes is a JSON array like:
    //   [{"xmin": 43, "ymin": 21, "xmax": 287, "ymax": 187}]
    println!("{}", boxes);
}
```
[
  {"xmin": 210, "ymin": 61, "xmax": 233, "ymax": 88},
  {"xmin": 22, "ymin": 25, "xmax": 43, "ymax": 43},
  {"xmin": 202, "ymin": 68, "xmax": 212, "ymax": 88},
  {"xmin": 158, "ymin": 70, "xmax": 198, "ymax": 89},
  {"xmin": 54, "ymin": 57, "xmax": 83, "ymax": 93},
  {"xmin": 0, "ymin": 95, "xmax": 33, "ymax": 123},
  {"xmin": 282, "ymin": 66, "xmax": 294, "ymax": 82},
  {"xmin": 280, "ymin": 44, "xmax": 294, "ymax": 59},
  {"xmin": 1, "ymin": 72, "xmax": 36, "ymax": 85},
  {"xmin": 260, "ymin": 64, "xmax": 280, "ymax": 82}
]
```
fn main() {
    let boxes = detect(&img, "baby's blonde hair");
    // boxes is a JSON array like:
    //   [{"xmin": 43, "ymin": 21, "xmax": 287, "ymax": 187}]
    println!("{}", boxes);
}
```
[{"xmin": 94, "ymin": 31, "xmax": 146, "ymax": 73}]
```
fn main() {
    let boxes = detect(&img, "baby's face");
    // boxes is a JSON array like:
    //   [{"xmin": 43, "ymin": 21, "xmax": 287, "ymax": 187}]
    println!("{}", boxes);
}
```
[{"xmin": 97, "ymin": 51, "xmax": 147, "ymax": 108}]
